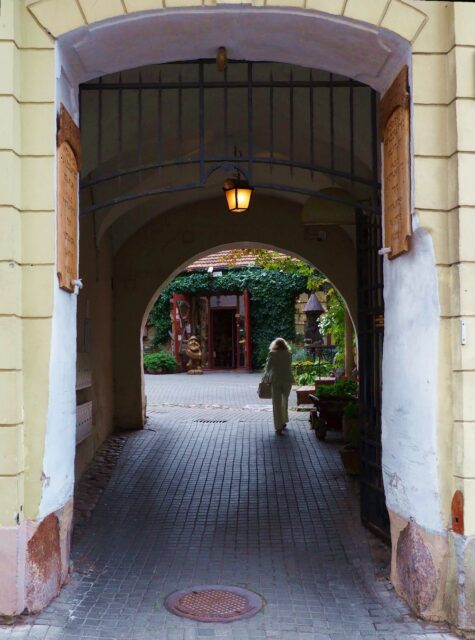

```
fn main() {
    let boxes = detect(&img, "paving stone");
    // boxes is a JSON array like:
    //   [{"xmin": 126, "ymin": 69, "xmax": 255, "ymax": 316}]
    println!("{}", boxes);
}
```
[{"xmin": 1, "ymin": 374, "xmax": 459, "ymax": 640}]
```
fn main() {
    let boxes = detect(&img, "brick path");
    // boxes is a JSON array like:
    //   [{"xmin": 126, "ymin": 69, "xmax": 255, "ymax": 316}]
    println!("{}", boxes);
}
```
[{"xmin": 1, "ymin": 374, "xmax": 457, "ymax": 639}]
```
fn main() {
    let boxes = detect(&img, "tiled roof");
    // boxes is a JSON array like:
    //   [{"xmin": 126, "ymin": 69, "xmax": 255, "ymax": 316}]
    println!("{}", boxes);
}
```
[{"xmin": 186, "ymin": 250, "xmax": 257, "ymax": 271}]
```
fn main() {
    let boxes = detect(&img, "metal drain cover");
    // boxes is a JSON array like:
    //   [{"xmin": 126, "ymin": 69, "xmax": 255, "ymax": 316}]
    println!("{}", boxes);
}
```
[{"xmin": 165, "ymin": 585, "xmax": 264, "ymax": 622}]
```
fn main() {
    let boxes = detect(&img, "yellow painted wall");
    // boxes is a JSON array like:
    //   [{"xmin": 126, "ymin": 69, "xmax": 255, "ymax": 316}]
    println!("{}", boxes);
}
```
[{"xmin": 0, "ymin": 0, "xmax": 56, "ymax": 526}]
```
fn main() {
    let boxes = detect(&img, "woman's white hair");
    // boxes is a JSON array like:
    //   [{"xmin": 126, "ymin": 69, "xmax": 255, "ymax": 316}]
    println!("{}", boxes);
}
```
[{"xmin": 269, "ymin": 337, "xmax": 291, "ymax": 352}]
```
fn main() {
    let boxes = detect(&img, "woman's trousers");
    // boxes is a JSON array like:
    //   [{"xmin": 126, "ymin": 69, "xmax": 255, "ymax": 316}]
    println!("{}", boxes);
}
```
[{"xmin": 271, "ymin": 382, "xmax": 292, "ymax": 431}]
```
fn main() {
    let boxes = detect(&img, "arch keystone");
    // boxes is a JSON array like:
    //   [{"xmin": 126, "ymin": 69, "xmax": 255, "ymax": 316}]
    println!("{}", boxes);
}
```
[{"xmin": 77, "ymin": 0, "xmax": 126, "ymax": 23}]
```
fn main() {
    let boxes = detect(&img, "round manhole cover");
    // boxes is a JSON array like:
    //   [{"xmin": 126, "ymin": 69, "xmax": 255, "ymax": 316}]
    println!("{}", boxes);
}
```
[{"xmin": 165, "ymin": 585, "xmax": 264, "ymax": 622}]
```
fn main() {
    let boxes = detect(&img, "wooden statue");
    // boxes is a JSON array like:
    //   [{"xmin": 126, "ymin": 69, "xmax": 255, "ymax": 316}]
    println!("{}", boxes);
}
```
[{"xmin": 185, "ymin": 336, "xmax": 203, "ymax": 375}]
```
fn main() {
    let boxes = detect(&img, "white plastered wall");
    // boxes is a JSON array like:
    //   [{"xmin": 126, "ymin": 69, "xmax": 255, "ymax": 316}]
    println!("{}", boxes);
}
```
[
  {"xmin": 382, "ymin": 225, "xmax": 442, "ymax": 532},
  {"xmin": 38, "ymin": 46, "xmax": 80, "ymax": 517}
]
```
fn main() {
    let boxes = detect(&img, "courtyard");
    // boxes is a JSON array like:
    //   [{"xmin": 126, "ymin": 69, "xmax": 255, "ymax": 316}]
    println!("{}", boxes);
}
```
[{"xmin": 1, "ymin": 374, "xmax": 457, "ymax": 640}]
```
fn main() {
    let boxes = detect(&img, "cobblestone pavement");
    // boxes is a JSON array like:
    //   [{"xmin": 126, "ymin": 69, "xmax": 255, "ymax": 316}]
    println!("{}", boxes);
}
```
[{"xmin": 2, "ymin": 374, "xmax": 458, "ymax": 640}]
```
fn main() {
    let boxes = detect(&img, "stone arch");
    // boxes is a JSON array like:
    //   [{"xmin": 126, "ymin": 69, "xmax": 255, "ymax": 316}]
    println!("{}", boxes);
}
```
[
  {"xmin": 29, "ymin": 1, "xmax": 428, "ymax": 74},
  {"xmin": 112, "ymin": 195, "xmax": 357, "ymax": 428},
  {"xmin": 16, "ymin": 0, "xmax": 449, "ymax": 625},
  {"xmin": 140, "ymin": 239, "xmax": 355, "ymax": 335}
]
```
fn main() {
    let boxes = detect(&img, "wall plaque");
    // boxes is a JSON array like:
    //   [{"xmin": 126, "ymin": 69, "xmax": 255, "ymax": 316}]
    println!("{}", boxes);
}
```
[
  {"xmin": 57, "ymin": 105, "xmax": 81, "ymax": 292},
  {"xmin": 380, "ymin": 67, "xmax": 411, "ymax": 260}
]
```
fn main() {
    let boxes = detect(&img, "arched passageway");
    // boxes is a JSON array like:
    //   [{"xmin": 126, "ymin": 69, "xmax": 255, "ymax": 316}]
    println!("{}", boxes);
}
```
[
  {"xmin": 70, "ymin": 47, "xmax": 441, "ymax": 628},
  {"xmin": 2, "ymin": 2, "xmax": 455, "ymax": 633}
]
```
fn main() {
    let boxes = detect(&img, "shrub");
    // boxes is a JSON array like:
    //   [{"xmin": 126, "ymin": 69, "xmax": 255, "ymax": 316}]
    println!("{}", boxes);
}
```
[
  {"xmin": 143, "ymin": 351, "xmax": 178, "ymax": 374},
  {"xmin": 316, "ymin": 376, "xmax": 358, "ymax": 398},
  {"xmin": 292, "ymin": 360, "xmax": 334, "ymax": 385}
]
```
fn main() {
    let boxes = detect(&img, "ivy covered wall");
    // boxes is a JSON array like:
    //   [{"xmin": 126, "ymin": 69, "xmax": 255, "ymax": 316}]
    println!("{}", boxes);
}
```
[{"xmin": 149, "ymin": 268, "xmax": 308, "ymax": 369}]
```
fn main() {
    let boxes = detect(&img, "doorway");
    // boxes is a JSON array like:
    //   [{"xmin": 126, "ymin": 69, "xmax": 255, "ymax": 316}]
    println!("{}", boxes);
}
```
[{"xmin": 210, "ymin": 308, "xmax": 236, "ymax": 369}]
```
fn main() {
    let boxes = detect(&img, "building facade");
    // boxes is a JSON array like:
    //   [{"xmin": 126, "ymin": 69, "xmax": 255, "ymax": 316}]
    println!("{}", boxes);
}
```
[{"xmin": 0, "ymin": 0, "xmax": 474, "ymax": 633}]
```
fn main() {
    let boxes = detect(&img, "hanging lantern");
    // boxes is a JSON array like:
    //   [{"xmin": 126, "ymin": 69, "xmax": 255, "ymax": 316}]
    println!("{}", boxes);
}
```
[{"xmin": 223, "ymin": 178, "xmax": 254, "ymax": 213}]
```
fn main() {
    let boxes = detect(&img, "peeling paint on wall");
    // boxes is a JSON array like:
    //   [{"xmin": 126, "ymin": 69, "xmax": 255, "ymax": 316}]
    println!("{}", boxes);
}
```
[{"xmin": 382, "ymin": 226, "xmax": 442, "ymax": 532}]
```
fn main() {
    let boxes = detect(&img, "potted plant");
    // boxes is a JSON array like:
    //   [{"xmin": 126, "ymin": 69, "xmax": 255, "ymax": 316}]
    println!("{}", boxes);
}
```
[
  {"xmin": 339, "ymin": 415, "xmax": 360, "ymax": 475},
  {"xmin": 342, "ymin": 400, "xmax": 358, "ymax": 442},
  {"xmin": 313, "ymin": 376, "xmax": 358, "ymax": 437}
]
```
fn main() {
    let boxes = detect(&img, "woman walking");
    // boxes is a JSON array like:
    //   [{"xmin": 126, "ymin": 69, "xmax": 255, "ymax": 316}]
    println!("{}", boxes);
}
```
[{"xmin": 265, "ymin": 338, "xmax": 294, "ymax": 435}]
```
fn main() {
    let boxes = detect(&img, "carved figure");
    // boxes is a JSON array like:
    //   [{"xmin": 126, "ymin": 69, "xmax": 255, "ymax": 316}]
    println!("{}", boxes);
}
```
[{"xmin": 185, "ymin": 335, "xmax": 203, "ymax": 375}]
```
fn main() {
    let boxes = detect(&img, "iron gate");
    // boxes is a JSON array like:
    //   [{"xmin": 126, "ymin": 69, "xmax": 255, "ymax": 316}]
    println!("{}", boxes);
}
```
[
  {"xmin": 357, "ymin": 204, "xmax": 389, "ymax": 541},
  {"xmin": 79, "ymin": 60, "xmax": 389, "ymax": 540},
  {"xmin": 79, "ymin": 60, "xmax": 380, "ymax": 215}
]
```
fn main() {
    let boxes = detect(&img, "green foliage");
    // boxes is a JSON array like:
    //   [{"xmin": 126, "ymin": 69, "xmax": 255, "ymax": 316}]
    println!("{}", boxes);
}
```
[
  {"xmin": 318, "ymin": 290, "xmax": 345, "ymax": 351},
  {"xmin": 149, "ymin": 268, "xmax": 308, "ymax": 369},
  {"xmin": 221, "ymin": 248, "xmax": 327, "ymax": 292},
  {"xmin": 343, "ymin": 400, "xmax": 359, "ymax": 418},
  {"xmin": 149, "ymin": 297, "xmax": 173, "ymax": 347},
  {"xmin": 316, "ymin": 376, "xmax": 358, "ymax": 399},
  {"xmin": 292, "ymin": 360, "xmax": 334, "ymax": 385},
  {"xmin": 143, "ymin": 351, "xmax": 178, "ymax": 373},
  {"xmin": 225, "ymin": 249, "xmax": 348, "ymax": 365}
]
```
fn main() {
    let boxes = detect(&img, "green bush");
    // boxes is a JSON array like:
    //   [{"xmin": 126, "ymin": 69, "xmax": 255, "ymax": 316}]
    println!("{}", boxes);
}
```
[
  {"xmin": 316, "ymin": 376, "xmax": 358, "ymax": 399},
  {"xmin": 143, "ymin": 351, "xmax": 178, "ymax": 373},
  {"xmin": 292, "ymin": 360, "xmax": 334, "ymax": 385}
]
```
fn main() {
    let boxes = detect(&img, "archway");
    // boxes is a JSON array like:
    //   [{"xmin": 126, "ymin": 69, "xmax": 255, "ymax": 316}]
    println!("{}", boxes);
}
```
[
  {"xmin": 141, "ymin": 240, "xmax": 356, "ymax": 371},
  {"xmin": 8, "ymin": 2, "xmax": 447, "ymax": 627},
  {"xmin": 70, "ymin": 23, "xmax": 437, "ymax": 620}
]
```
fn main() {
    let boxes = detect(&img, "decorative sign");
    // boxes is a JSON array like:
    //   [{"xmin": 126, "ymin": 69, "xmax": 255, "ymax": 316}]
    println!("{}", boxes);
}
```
[
  {"xmin": 380, "ymin": 67, "xmax": 411, "ymax": 260},
  {"xmin": 57, "ymin": 105, "xmax": 81, "ymax": 292}
]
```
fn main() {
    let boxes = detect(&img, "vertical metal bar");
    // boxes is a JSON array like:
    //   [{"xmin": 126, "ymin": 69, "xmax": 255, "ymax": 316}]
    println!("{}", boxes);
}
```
[
  {"xmin": 309, "ymin": 70, "xmax": 314, "ymax": 180},
  {"xmin": 329, "ymin": 73, "xmax": 335, "ymax": 171},
  {"xmin": 118, "ymin": 73, "xmax": 123, "ymax": 156},
  {"xmin": 247, "ymin": 62, "xmax": 253, "ymax": 183},
  {"xmin": 118, "ymin": 72, "xmax": 123, "ymax": 193},
  {"xmin": 97, "ymin": 77, "xmax": 103, "ymax": 167},
  {"xmin": 349, "ymin": 80, "xmax": 355, "ymax": 181},
  {"xmin": 199, "ymin": 61, "xmax": 205, "ymax": 185},
  {"xmin": 224, "ymin": 65, "xmax": 229, "ymax": 159},
  {"xmin": 270, "ymin": 70, "xmax": 274, "ymax": 174},
  {"xmin": 289, "ymin": 68, "xmax": 294, "ymax": 177},
  {"xmin": 178, "ymin": 72, "xmax": 183, "ymax": 163},
  {"xmin": 137, "ymin": 71, "xmax": 143, "ymax": 184},
  {"xmin": 157, "ymin": 70, "xmax": 162, "ymax": 168}
]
